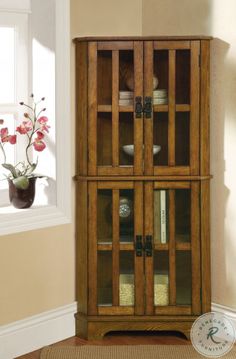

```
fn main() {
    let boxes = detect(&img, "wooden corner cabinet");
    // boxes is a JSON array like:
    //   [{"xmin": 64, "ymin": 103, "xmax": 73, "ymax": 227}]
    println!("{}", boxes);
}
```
[{"xmin": 75, "ymin": 36, "xmax": 212, "ymax": 340}]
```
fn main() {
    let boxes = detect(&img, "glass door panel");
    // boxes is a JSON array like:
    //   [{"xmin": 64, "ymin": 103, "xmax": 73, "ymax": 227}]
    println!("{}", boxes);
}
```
[
  {"xmin": 176, "ymin": 251, "xmax": 192, "ymax": 305},
  {"xmin": 175, "ymin": 50, "xmax": 190, "ymax": 104},
  {"xmin": 153, "ymin": 50, "xmax": 169, "ymax": 106},
  {"xmin": 144, "ymin": 41, "xmax": 199, "ymax": 175},
  {"xmin": 154, "ymin": 251, "xmax": 169, "ymax": 306},
  {"xmin": 119, "ymin": 50, "xmax": 134, "ymax": 99},
  {"xmin": 97, "ymin": 113, "xmax": 112, "ymax": 166},
  {"xmin": 119, "ymin": 251, "xmax": 134, "ymax": 306},
  {"xmin": 97, "ymin": 50, "xmax": 112, "ymax": 105},
  {"xmin": 119, "ymin": 113, "xmax": 134, "ymax": 166},
  {"xmin": 89, "ymin": 42, "xmax": 143, "ymax": 175},
  {"xmin": 175, "ymin": 112, "xmax": 190, "ymax": 166},
  {"xmin": 153, "ymin": 113, "xmax": 168, "ymax": 166},
  {"xmin": 97, "ymin": 250, "xmax": 112, "ymax": 306},
  {"xmin": 175, "ymin": 189, "xmax": 191, "ymax": 243},
  {"xmin": 98, "ymin": 189, "xmax": 112, "ymax": 243},
  {"xmin": 93, "ymin": 182, "xmax": 143, "ymax": 314},
  {"xmin": 151, "ymin": 182, "xmax": 200, "ymax": 315},
  {"xmin": 119, "ymin": 189, "xmax": 134, "ymax": 243}
]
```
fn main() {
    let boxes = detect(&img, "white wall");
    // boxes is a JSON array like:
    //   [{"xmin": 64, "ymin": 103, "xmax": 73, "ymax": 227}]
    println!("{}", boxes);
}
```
[{"xmin": 30, "ymin": 0, "xmax": 56, "ymax": 205}]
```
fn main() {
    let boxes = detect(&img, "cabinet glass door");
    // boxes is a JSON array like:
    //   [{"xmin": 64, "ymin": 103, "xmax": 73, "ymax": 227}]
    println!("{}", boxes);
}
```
[
  {"xmin": 88, "ymin": 181, "xmax": 144, "ymax": 316},
  {"xmin": 88, "ymin": 41, "xmax": 143, "ymax": 176},
  {"xmin": 143, "ymin": 41, "xmax": 200, "ymax": 176},
  {"xmin": 144, "ymin": 181, "xmax": 201, "ymax": 315}
]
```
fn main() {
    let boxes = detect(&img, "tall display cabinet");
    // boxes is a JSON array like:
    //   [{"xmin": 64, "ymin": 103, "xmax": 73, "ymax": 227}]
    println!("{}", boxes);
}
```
[{"xmin": 74, "ymin": 36, "xmax": 212, "ymax": 340}]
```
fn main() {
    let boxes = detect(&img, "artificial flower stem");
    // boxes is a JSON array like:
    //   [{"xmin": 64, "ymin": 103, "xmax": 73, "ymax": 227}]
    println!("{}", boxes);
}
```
[{"xmin": 0, "ymin": 142, "xmax": 6, "ymax": 163}]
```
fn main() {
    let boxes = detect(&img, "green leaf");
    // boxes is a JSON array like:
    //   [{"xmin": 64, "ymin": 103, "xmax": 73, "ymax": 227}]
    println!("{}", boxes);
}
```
[
  {"xmin": 27, "ymin": 163, "xmax": 37, "ymax": 175},
  {"xmin": 2, "ymin": 163, "xmax": 18, "ymax": 178},
  {"xmin": 13, "ymin": 176, "xmax": 29, "ymax": 190}
]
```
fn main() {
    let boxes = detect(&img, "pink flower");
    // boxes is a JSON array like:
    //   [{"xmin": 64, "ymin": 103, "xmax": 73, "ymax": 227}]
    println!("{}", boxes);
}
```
[
  {"xmin": 0, "ymin": 128, "xmax": 16, "ymax": 144},
  {"xmin": 36, "ymin": 131, "xmax": 44, "ymax": 140},
  {"xmin": 1, "ymin": 128, "xmax": 9, "ymax": 142},
  {"xmin": 38, "ymin": 116, "xmax": 50, "ymax": 133},
  {"xmin": 9, "ymin": 135, "xmax": 17, "ymax": 144},
  {"xmin": 33, "ymin": 139, "xmax": 46, "ymax": 152},
  {"xmin": 38, "ymin": 116, "xmax": 48, "ymax": 124},
  {"xmin": 16, "ymin": 121, "xmax": 32, "ymax": 134}
]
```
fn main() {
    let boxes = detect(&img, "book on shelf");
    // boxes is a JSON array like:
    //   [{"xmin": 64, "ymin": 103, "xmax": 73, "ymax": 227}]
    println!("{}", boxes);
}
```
[
  {"xmin": 154, "ymin": 190, "xmax": 161, "ymax": 243},
  {"xmin": 160, "ymin": 190, "xmax": 167, "ymax": 244}
]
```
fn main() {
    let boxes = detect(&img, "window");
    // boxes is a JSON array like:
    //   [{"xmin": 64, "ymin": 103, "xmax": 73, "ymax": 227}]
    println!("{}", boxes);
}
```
[
  {"xmin": 0, "ymin": 11, "xmax": 28, "ymax": 205},
  {"xmin": 0, "ymin": 0, "xmax": 71, "ymax": 234}
]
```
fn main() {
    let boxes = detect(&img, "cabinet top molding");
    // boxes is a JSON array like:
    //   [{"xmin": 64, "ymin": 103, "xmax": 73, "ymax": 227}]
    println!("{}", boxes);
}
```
[{"xmin": 73, "ymin": 36, "xmax": 213, "ymax": 42}]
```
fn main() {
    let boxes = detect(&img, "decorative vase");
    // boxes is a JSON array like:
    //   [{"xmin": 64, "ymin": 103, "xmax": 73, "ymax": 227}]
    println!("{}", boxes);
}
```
[{"xmin": 8, "ymin": 177, "xmax": 37, "ymax": 209}]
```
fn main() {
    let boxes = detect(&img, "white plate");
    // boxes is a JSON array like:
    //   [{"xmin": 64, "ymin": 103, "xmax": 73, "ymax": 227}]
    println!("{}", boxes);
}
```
[{"xmin": 123, "ymin": 144, "xmax": 161, "ymax": 156}]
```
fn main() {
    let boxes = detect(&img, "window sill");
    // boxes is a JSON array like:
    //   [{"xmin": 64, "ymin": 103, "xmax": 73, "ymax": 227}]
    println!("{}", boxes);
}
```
[{"xmin": 0, "ymin": 204, "xmax": 71, "ymax": 236}]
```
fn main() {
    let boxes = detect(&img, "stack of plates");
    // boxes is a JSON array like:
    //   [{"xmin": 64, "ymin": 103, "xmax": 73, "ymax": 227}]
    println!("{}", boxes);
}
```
[
  {"xmin": 119, "ymin": 91, "xmax": 133, "ymax": 106},
  {"xmin": 153, "ymin": 89, "xmax": 168, "ymax": 105}
]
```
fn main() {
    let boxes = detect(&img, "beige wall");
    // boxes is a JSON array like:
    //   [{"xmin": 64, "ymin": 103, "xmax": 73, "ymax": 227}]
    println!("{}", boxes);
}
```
[
  {"xmin": 143, "ymin": 0, "xmax": 236, "ymax": 309},
  {"xmin": 1, "ymin": 0, "xmax": 235, "ymax": 327},
  {"xmin": 0, "ymin": 225, "xmax": 75, "ymax": 325}
]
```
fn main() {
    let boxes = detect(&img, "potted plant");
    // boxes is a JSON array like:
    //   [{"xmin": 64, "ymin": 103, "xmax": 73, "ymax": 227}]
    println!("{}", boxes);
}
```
[{"xmin": 0, "ymin": 95, "xmax": 50, "ymax": 209}]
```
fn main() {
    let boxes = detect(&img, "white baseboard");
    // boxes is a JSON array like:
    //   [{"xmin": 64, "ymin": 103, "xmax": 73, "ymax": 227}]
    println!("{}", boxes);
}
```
[
  {"xmin": 0, "ymin": 302, "xmax": 77, "ymax": 359},
  {"xmin": 212, "ymin": 302, "xmax": 236, "ymax": 329},
  {"xmin": 1, "ymin": 301, "xmax": 235, "ymax": 359}
]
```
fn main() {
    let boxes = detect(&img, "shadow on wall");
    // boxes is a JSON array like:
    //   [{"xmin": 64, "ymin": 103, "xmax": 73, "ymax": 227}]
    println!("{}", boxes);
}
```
[
  {"xmin": 211, "ymin": 38, "xmax": 236, "ymax": 306},
  {"xmin": 142, "ymin": 0, "xmax": 212, "ymax": 36}
]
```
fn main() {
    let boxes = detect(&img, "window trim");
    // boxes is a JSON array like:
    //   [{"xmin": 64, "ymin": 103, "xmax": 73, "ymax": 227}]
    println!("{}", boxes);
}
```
[{"xmin": 0, "ymin": 0, "xmax": 71, "ymax": 235}]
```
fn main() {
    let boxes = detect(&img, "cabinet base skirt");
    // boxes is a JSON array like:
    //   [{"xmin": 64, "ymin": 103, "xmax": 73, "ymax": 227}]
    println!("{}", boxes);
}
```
[{"xmin": 75, "ymin": 313, "xmax": 198, "ymax": 340}]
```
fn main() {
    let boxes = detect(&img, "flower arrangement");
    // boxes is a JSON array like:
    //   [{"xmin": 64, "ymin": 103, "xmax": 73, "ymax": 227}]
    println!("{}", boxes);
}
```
[{"xmin": 0, "ymin": 95, "xmax": 50, "ymax": 190}]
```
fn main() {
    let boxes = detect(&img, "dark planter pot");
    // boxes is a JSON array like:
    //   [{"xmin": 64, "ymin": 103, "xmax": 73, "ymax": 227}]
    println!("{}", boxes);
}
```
[{"xmin": 8, "ymin": 177, "xmax": 37, "ymax": 209}]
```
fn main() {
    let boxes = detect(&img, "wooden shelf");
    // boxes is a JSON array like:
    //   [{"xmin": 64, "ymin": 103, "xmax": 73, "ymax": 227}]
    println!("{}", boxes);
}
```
[
  {"xmin": 97, "ymin": 105, "xmax": 133, "ymax": 112},
  {"xmin": 154, "ymin": 243, "xmax": 191, "ymax": 251}
]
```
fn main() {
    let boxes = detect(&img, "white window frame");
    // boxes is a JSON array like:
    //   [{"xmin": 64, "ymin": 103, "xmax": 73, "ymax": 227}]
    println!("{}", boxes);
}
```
[{"xmin": 0, "ymin": 0, "xmax": 71, "ymax": 235}]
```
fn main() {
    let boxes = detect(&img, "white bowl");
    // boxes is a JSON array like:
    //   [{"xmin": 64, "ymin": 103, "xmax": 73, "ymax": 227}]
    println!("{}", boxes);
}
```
[{"xmin": 123, "ymin": 145, "xmax": 161, "ymax": 156}]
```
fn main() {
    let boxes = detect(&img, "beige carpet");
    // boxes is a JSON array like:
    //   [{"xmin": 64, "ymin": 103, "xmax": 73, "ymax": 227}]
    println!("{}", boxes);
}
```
[{"xmin": 40, "ymin": 345, "xmax": 236, "ymax": 359}]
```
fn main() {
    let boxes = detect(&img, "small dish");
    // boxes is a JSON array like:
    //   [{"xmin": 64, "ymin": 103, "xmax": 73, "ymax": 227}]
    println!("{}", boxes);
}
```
[{"xmin": 123, "ymin": 144, "xmax": 161, "ymax": 156}]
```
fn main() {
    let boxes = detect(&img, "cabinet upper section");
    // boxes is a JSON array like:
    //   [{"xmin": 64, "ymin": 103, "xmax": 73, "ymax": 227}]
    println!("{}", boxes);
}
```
[{"xmin": 75, "ymin": 37, "xmax": 211, "ymax": 177}]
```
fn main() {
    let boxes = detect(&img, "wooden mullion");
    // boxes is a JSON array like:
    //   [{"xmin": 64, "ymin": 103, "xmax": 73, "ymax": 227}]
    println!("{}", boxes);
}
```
[
  {"xmin": 134, "ymin": 41, "xmax": 144, "ymax": 175},
  {"xmin": 200, "ymin": 40, "xmax": 210, "ymax": 176},
  {"xmin": 154, "ymin": 181, "xmax": 190, "ymax": 189},
  {"xmin": 76, "ymin": 42, "xmax": 88, "ymax": 176},
  {"xmin": 98, "ymin": 41, "xmax": 133, "ymax": 50},
  {"xmin": 134, "ymin": 182, "xmax": 144, "ymax": 315},
  {"xmin": 144, "ymin": 41, "xmax": 154, "ymax": 175},
  {"xmin": 112, "ymin": 189, "xmax": 120, "ymax": 306},
  {"xmin": 201, "ymin": 180, "xmax": 211, "ymax": 312},
  {"xmin": 154, "ymin": 41, "xmax": 191, "ymax": 50},
  {"xmin": 168, "ymin": 50, "xmax": 176, "ymax": 166},
  {"xmin": 88, "ymin": 182, "xmax": 98, "ymax": 315},
  {"xmin": 190, "ymin": 41, "xmax": 200, "ymax": 175},
  {"xmin": 112, "ymin": 51, "xmax": 119, "ymax": 167},
  {"xmin": 144, "ymin": 182, "xmax": 154, "ymax": 314},
  {"xmin": 88, "ymin": 42, "xmax": 97, "ymax": 175},
  {"xmin": 169, "ymin": 190, "xmax": 176, "ymax": 305},
  {"xmin": 191, "ymin": 181, "xmax": 201, "ymax": 315}
]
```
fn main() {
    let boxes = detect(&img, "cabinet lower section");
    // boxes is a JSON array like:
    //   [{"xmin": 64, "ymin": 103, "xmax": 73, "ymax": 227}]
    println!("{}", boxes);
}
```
[{"xmin": 75, "ymin": 312, "xmax": 197, "ymax": 340}]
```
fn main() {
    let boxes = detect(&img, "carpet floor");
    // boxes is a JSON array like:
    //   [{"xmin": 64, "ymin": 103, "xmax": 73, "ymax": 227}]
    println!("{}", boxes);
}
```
[{"xmin": 40, "ymin": 344, "xmax": 236, "ymax": 359}]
